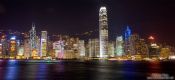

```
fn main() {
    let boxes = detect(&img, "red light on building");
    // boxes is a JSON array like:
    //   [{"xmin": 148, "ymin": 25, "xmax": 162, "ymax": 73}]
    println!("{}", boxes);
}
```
[
  {"xmin": 2, "ymin": 35, "xmax": 5, "ymax": 39},
  {"xmin": 148, "ymin": 36, "xmax": 154, "ymax": 40}
]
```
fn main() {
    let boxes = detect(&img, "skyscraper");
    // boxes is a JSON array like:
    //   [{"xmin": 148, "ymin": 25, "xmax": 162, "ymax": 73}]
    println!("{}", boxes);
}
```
[
  {"xmin": 78, "ymin": 40, "xmax": 85, "ymax": 57},
  {"xmin": 29, "ymin": 23, "xmax": 37, "ymax": 57},
  {"xmin": 116, "ymin": 36, "xmax": 124, "ymax": 56},
  {"xmin": 53, "ymin": 40, "xmax": 64, "ymax": 59},
  {"xmin": 99, "ymin": 6, "xmax": 108, "ymax": 58},
  {"xmin": 41, "ymin": 31, "xmax": 47, "ymax": 57},
  {"xmin": 88, "ymin": 39, "xmax": 99, "ymax": 58},
  {"xmin": 108, "ymin": 42, "xmax": 115, "ymax": 57},
  {"xmin": 124, "ymin": 26, "xmax": 132, "ymax": 55},
  {"xmin": 124, "ymin": 26, "xmax": 131, "ymax": 41}
]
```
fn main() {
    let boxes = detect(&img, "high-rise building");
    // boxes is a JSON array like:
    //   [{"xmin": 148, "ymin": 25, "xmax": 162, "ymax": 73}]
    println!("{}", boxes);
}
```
[
  {"xmin": 88, "ymin": 39, "xmax": 99, "ymax": 58},
  {"xmin": 128, "ymin": 34, "xmax": 149, "ymax": 59},
  {"xmin": 1, "ymin": 36, "xmax": 7, "ymax": 58},
  {"xmin": 24, "ymin": 38, "xmax": 30, "ymax": 59},
  {"xmin": 108, "ymin": 42, "xmax": 115, "ymax": 57},
  {"xmin": 124, "ymin": 26, "xmax": 131, "ymax": 41},
  {"xmin": 17, "ymin": 45, "xmax": 24, "ymax": 56},
  {"xmin": 116, "ymin": 36, "xmax": 124, "ymax": 56},
  {"xmin": 99, "ymin": 6, "xmax": 108, "ymax": 58},
  {"xmin": 40, "ymin": 31, "xmax": 47, "ymax": 57},
  {"xmin": 9, "ymin": 36, "xmax": 17, "ymax": 58},
  {"xmin": 78, "ymin": 40, "xmax": 85, "ymax": 57},
  {"xmin": 149, "ymin": 43, "xmax": 160, "ymax": 58},
  {"xmin": 129, "ymin": 34, "xmax": 140, "ymax": 55},
  {"xmin": 29, "ymin": 23, "xmax": 37, "ymax": 57},
  {"xmin": 53, "ymin": 40, "xmax": 64, "ymax": 59},
  {"xmin": 124, "ymin": 26, "xmax": 132, "ymax": 55},
  {"xmin": 36, "ymin": 36, "xmax": 40, "ymax": 57},
  {"xmin": 0, "ymin": 43, "xmax": 2, "ymax": 58}
]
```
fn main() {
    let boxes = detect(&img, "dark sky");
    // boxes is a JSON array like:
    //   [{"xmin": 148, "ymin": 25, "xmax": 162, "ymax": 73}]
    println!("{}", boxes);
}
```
[{"xmin": 0, "ymin": 0, "xmax": 175, "ymax": 44}]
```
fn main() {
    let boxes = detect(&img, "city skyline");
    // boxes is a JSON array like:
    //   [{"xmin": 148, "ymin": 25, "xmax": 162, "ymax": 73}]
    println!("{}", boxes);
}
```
[
  {"xmin": 0, "ymin": 0, "xmax": 175, "ymax": 45},
  {"xmin": 0, "ymin": 1, "xmax": 175, "ymax": 80}
]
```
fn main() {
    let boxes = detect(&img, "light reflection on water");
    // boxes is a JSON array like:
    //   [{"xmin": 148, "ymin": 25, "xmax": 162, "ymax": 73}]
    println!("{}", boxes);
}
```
[
  {"xmin": 4, "ymin": 60, "xmax": 19, "ymax": 80},
  {"xmin": 37, "ymin": 64, "xmax": 48, "ymax": 79},
  {"xmin": 0, "ymin": 60, "xmax": 174, "ymax": 80}
]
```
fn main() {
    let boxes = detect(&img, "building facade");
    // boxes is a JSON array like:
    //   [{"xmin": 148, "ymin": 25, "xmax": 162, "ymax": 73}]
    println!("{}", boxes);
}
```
[
  {"xmin": 40, "ymin": 31, "xmax": 47, "ymax": 57},
  {"xmin": 99, "ymin": 6, "xmax": 108, "ymax": 58}
]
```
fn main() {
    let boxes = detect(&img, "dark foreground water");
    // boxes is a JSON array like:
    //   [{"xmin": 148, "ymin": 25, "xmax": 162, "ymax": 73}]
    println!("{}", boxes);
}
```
[{"xmin": 0, "ymin": 60, "xmax": 175, "ymax": 80}]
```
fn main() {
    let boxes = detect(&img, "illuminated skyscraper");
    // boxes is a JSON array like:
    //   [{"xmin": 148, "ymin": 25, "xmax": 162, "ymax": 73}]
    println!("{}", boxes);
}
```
[
  {"xmin": 108, "ymin": 42, "xmax": 115, "ymax": 57},
  {"xmin": 78, "ymin": 40, "xmax": 85, "ymax": 57},
  {"xmin": 24, "ymin": 38, "xmax": 30, "ymax": 59},
  {"xmin": 29, "ymin": 23, "xmax": 37, "ymax": 57},
  {"xmin": 40, "ymin": 31, "xmax": 47, "ymax": 57},
  {"xmin": 116, "ymin": 36, "xmax": 124, "ymax": 56},
  {"xmin": 1, "ymin": 36, "xmax": 7, "ymax": 58},
  {"xmin": 88, "ymin": 39, "xmax": 99, "ymax": 58},
  {"xmin": 99, "ymin": 6, "xmax": 108, "ymax": 58},
  {"xmin": 9, "ymin": 36, "xmax": 17, "ymax": 58},
  {"xmin": 124, "ymin": 26, "xmax": 132, "ymax": 55},
  {"xmin": 124, "ymin": 26, "xmax": 131, "ymax": 41},
  {"xmin": 53, "ymin": 40, "xmax": 64, "ymax": 59}
]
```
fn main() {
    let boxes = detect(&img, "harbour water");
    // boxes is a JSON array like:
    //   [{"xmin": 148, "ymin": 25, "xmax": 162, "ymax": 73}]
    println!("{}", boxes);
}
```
[{"xmin": 0, "ymin": 60, "xmax": 174, "ymax": 80}]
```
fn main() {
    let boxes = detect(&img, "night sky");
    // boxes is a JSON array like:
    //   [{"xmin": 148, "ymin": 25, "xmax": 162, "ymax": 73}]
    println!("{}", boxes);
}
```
[{"xmin": 0, "ymin": 0, "xmax": 175, "ymax": 44}]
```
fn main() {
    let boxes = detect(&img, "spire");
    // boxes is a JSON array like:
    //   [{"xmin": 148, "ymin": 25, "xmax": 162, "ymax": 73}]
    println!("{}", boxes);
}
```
[{"xmin": 32, "ymin": 22, "xmax": 35, "ymax": 30}]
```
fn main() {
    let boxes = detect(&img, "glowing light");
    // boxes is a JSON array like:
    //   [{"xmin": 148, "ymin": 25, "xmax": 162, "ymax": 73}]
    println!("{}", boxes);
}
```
[
  {"xmin": 5, "ymin": 60, "xmax": 19, "ymax": 80},
  {"xmin": 169, "ymin": 56, "xmax": 175, "ymax": 60},
  {"xmin": 8, "ymin": 60, "xmax": 17, "ymax": 63},
  {"xmin": 100, "ymin": 6, "xmax": 106, "ymax": 11},
  {"xmin": 2, "ymin": 35, "xmax": 5, "ymax": 38},
  {"xmin": 10, "ymin": 36, "xmax": 16, "ymax": 40},
  {"xmin": 151, "ymin": 43, "xmax": 157, "ymax": 46},
  {"xmin": 124, "ymin": 26, "xmax": 131, "ymax": 40},
  {"xmin": 149, "ymin": 36, "xmax": 154, "ymax": 40}
]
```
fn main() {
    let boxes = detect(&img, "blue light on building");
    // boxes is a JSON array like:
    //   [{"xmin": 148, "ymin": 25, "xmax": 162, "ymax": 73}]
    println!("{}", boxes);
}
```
[
  {"xmin": 10, "ymin": 36, "xmax": 16, "ymax": 40},
  {"xmin": 124, "ymin": 26, "xmax": 131, "ymax": 40}
]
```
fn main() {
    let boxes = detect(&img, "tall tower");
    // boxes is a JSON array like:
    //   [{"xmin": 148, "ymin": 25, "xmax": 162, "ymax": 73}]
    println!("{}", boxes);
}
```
[
  {"xmin": 99, "ymin": 6, "xmax": 108, "ymax": 58},
  {"xmin": 40, "ymin": 31, "xmax": 47, "ymax": 57},
  {"xmin": 116, "ymin": 36, "xmax": 124, "ymax": 56},
  {"xmin": 124, "ymin": 26, "xmax": 132, "ymax": 55},
  {"xmin": 124, "ymin": 26, "xmax": 131, "ymax": 41},
  {"xmin": 29, "ymin": 23, "xmax": 37, "ymax": 56}
]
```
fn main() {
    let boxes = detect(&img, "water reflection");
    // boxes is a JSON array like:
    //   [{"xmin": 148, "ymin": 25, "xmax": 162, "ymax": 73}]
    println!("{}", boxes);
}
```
[
  {"xmin": 37, "ymin": 64, "xmax": 48, "ymax": 79},
  {"xmin": 0, "ymin": 60, "xmax": 174, "ymax": 80},
  {"xmin": 4, "ymin": 60, "xmax": 19, "ymax": 80}
]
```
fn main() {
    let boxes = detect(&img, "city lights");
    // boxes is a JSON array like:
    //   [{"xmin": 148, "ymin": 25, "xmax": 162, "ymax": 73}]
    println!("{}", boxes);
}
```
[
  {"xmin": 0, "ymin": 21, "xmax": 174, "ymax": 61},
  {"xmin": 0, "ymin": 1, "xmax": 174, "ymax": 80},
  {"xmin": 0, "ymin": 4, "xmax": 174, "ymax": 61}
]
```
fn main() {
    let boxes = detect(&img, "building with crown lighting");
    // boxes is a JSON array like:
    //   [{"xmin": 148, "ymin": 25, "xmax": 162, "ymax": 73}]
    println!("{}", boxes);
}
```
[
  {"xmin": 124, "ymin": 26, "xmax": 132, "ymax": 55},
  {"xmin": 99, "ymin": 6, "xmax": 108, "ymax": 58}
]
